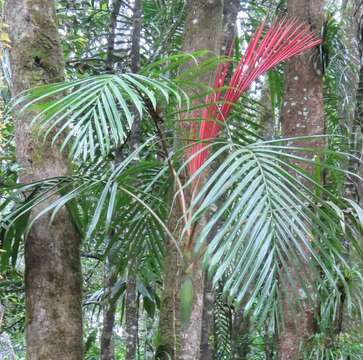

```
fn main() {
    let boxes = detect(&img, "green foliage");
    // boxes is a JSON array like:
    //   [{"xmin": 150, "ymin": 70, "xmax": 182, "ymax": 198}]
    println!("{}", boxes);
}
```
[
  {"xmin": 10, "ymin": 74, "xmax": 184, "ymax": 160},
  {"xmin": 304, "ymin": 332, "xmax": 363, "ymax": 360},
  {"xmin": 183, "ymin": 137, "xmax": 362, "ymax": 323},
  {"xmin": 1, "ymin": 0, "xmax": 363, "ymax": 358}
]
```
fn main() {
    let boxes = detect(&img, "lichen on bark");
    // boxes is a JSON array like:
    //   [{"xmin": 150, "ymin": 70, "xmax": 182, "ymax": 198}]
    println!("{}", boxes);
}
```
[{"xmin": 278, "ymin": 0, "xmax": 325, "ymax": 358}]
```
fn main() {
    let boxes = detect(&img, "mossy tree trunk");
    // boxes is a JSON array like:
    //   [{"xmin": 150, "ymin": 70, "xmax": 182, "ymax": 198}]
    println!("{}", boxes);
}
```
[{"xmin": 4, "ymin": 1, "xmax": 83, "ymax": 359}]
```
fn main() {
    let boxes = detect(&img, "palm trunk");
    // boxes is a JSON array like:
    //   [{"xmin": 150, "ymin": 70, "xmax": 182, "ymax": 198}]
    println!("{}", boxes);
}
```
[
  {"xmin": 124, "ymin": 1, "xmax": 142, "ymax": 358},
  {"xmin": 179, "ymin": 265, "xmax": 204, "ymax": 360},
  {"xmin": 4, "ymin": 1, "xmax": 83, "ymax": 359},
  {"xmin": 100, "ymin": 267, "xmax": 118, "ymax": 360},
  {"xmin": 101, "ymin": 1, "xmax": 143, "ymax": 357},
  {"xmin": 125, "ymin": 275, "xmax": 139, "ymax": 359},
  {"xmin": 199, "ymin": 4, "xmax": 240, "ymax": 358},
  {"xmin": 278, "ymin": 0, "xmax": 325, "ymax": 358},
  {"xmin": 100, "ymin": 304, "xmax": 117, "ymax": 360},
  {"xmin": 200, "ymin": 276, "xmax": 214, "ymax": 360},
  {"xmin": 264, "ymin": 332, "xmax": 275, "ymax": 360},
  {"xmin": 178, "ymin": 3, "xmax": 224, "ymax": 359},
  {"xmin": 106, "ymin": 0, "xmax": 123, "ymax": 72},
  {"xmin": 156, "ymin": 233, "xmax": 179, "ymax": 359},
  {"xmin": 100, "ymin": 3, "xmax": 123, "ymax": 359}
]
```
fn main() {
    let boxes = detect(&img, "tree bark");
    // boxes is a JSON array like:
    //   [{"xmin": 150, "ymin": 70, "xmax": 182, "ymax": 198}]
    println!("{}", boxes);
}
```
[
  {"xmin": 179, "ymin": 2, "xmax": 224, "ymax": 359},
  {"xmin": 260, "ymin": 80, "xmax": 275, "ymax": 140},
  {"xmin": 278, "ymin": 0, "xmax": 325, "ymax": 359},
  {"xmin": 157, "ymin": 1, "xmax": 224, "ymax": 359},
  {"xmin": 4, "ymin": 1, "xmax": 83, "ymax": 359},
  {"xmin": 130, "ymin": 0, "xmax": 142, "ymax": 74},
  {"xmin": 264, "ymin": 331, "xmax": 275, "ymax": 360},
  {"xmin": 222, "ymin": 0, "xmax": 239, "ymax": 53},
  {"xmin": 125, "ymin": 275, "xmax": 139, "ymax": 360},
  {"xmin": 101, "ymin": 1, "xmax": 143, "ymax": 357},
  {"xmin": 100, "ymin": 263, "xmax": 118, "ymax": 360},
  {"xmin": 106, "ymin": 0, "xmax": 123, "ymax": 72},
  {"xmin": 156, "ymin": 231, "xmax": 179, "ymax": 359},
  {"xmin": 100, "ymin": 4, "xmax": 122, "ymax": 358},
  {"xmin": 124, "ymin": 2, "xmax": 142, "ymax": 358},
  {"xmin": 130, "ymin": 0, "xmax": 142, "ymax": 152},
  {"xmin": 199, "ymin": 276, "xmax": 214, "ymax": 360},
  {"xmin": 199, "ymin": 4, "xmax": 240, "ymax": 358}
]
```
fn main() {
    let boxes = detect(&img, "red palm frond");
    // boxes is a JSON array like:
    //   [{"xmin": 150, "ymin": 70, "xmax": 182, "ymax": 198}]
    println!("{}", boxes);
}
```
[{"xmin": 187, "ymin": 17, "xmax": 321, "ymax": 175}]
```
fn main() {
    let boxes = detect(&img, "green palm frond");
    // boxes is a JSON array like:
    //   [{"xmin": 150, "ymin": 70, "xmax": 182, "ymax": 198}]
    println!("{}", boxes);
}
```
[
  {"xmin": 3, "ymin": 138, "xmax": 170, "ymax": 238},
  {"xmin": 223, "ymin": 95, "xmax": 266, "ymax": 145},
  {"xmin": 105, "ymin": 164, "xmax": 169, "ymax": 270},
  {"xmin": 182, "ymin": 137, "xmax": 363, "ymax": 321},
  {"xmin": 10, "ymin": 74, "xmax": 185, "ymax": 160}
]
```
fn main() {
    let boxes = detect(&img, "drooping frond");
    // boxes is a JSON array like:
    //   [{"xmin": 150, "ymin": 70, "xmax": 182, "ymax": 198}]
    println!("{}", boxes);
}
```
[
  {"xmin": 187, "ymin": 17, "xmax": 321, "ymax": 174},
  {"xmin": 182, "ymin": 138, "xmax": 363, "ymax": 321}
]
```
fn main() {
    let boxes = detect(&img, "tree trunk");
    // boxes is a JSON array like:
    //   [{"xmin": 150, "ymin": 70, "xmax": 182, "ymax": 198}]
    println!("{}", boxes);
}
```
[
  {"xmin": 130, "ymin": 0, "xmax": 142, "ymax": 151},
  {"xmin": 222, "ymin": 0, "xmax": 239, "ymax": 52},
  {"xmin": 130, "ymin": 0, "xmax": 142, "ymax": 74},
  {"xmin": 199, "ymin": 4, "xmax": 240, "ymax": 358},
  {"xmin": 199, "ymin": 276, "xmax": 214, "ymax": 360},
  {"xmin": 278, "ymin": 0, "xmax": 325, "ymax": 359},
  {"xmin": 100, "ymin": 308, "xmax": 116, "ymax": 360},
  {"xmin": 265, "ymin": 334, "xmax": 275, "ymax": 360},
  {"xmin": 4, "ymin": 1, "xmax": 83, "ymax": 359},
  {"xmin": 106, "ymin": 0, "xmax": 123, "ymax": 72},
  {"xmin": 100, "ymin": 3, "xmax": 123, "ymax": 359},
  {"xmin": 156, "ymin": 231, "xmax": 179, "ymax": 359},
  {"xmin": 157, "ymin": 1, "xmax": 224, "ymax": 359},
  {"xmin": 125, "ymin": 2, "xmax": 142, "ymax": 358},
  {"xmin": 179, "ymin": 2, "xmax": 224, "ymax": 360},
  {"xmin": 101, "ymin": 1, "xmax": 143, "ymax": 357},
  {"xmin": 125, "ymin": 275, "xmax": 139, "ymax": 359},
  {"xmin": 100, "ymin": 264, "xmax": 118, "ymax": 360},
  {"xmin": 260, "ymin": 79, "xmax": 275, "ymax": 140}
]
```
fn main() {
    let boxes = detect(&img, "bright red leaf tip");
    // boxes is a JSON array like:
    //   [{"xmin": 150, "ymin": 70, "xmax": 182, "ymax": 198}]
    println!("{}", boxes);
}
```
[{"xmin": 186, "ymin": 17, "xmax": 321, "ymax": 175}]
